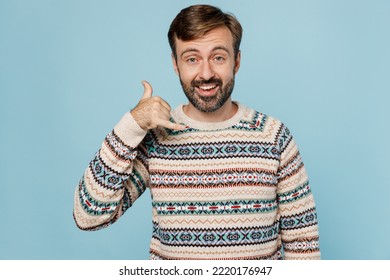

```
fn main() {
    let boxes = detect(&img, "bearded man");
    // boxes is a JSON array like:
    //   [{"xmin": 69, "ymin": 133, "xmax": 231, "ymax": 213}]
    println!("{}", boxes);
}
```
[{"xmin": 73, "ymin": 4, "xmax": 321, "ymax": 260}]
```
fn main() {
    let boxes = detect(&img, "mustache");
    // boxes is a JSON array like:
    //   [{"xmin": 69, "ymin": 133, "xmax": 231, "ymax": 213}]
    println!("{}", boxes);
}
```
[{"xmin": 191, "ymin": 78, "xmax": 222, "ymax": 87}]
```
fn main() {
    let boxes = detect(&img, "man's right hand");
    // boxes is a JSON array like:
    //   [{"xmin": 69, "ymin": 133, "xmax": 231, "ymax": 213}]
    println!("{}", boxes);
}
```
[{"xmin": 131, "ymin": 81, "xmax": 187, "ymax": 131}]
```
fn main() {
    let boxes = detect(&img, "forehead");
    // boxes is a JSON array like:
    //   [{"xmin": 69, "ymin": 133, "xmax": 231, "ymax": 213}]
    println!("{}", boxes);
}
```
[{"xmin": 175, "ymin": 26, "xmax": 234, "ymax": 55}]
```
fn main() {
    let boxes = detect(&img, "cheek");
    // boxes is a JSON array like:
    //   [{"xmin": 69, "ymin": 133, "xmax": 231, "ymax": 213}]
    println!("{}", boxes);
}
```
[
  {"xmin": 178, "ymin": 65, "xmax": 199, "ymax": 82},
  {"xmin": 219, "ymin": 68, "xmax": 235, "ymax": 82},
  {"xmin": 215, "ymin": 62, "xmax": 236, "ymax": 78}
]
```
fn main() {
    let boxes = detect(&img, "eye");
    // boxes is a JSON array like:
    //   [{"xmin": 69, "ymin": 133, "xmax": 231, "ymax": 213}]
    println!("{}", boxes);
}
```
[
  {"xmin": 186, "ymin": 57, "xmax": 198, "ymax": 64},
  {"xmin": 213, "ymin": 56, "xmax": 226, "ymax": 63}
]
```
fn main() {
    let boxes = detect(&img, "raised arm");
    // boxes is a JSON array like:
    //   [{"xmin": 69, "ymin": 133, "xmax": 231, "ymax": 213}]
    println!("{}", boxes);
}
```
[
  {"xmin": 73, "ymin": 110, "xmax": 150, "ymax": 230},
  {"xmin": 73, "ymin": 81, "xmax": 186, "ymax": 230}
]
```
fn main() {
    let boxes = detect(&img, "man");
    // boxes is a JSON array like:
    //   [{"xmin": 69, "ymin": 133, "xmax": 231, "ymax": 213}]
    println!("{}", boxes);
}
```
[{"xmin": 73, "ymin": 4, "xmax": 320, "ymax": 260}]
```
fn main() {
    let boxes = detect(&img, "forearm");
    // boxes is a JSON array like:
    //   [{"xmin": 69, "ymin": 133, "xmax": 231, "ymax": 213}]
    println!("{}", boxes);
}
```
[{"xmin": 73, "ymin": 112, "xmax": 149, "ymax": 230}]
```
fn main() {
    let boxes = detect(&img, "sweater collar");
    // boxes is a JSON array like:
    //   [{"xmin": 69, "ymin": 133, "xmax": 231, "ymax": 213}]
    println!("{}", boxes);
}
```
[{"xmin": 172, "ymin": 101, "xmax": 247, "ymax": 131}]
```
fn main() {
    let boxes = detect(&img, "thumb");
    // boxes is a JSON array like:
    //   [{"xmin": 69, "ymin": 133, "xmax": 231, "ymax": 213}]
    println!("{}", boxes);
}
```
[{"xmin": 141, "ymin": 80, "xmax": 153, "ymax": 99}]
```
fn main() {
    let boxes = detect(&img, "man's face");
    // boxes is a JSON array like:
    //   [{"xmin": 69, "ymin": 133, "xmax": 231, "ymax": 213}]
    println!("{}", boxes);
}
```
[{"xmin": 172, "ymin": 26, "xmax": 241, "ymax": 113}]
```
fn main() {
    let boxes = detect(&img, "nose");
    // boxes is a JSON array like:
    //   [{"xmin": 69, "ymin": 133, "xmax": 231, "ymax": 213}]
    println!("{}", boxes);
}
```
[{"xmin": 199, "ymin": 60, "xmax": 215, "ymax": 81}]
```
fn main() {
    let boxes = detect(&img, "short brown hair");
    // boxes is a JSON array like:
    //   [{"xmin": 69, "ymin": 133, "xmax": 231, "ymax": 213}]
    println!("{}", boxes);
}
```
[{"xmin": 168, "ymin": 5, "xmax": 243, "ymax": 60}]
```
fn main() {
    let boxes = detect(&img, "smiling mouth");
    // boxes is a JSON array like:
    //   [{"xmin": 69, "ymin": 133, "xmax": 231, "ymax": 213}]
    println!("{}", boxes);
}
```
[
  {"xmin": 196, "ymin": 84, "xmax": 219, "ymax": 96},
  {"xmin": 199, "ymin": 84, "xmax": 217, "ymax": 91},
  {"xmin": 192, "ymin": 77, "xmax": 222, "ymax": 96}
]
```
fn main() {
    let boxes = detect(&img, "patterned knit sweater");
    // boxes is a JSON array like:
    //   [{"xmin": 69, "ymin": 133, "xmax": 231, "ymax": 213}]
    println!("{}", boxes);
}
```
[{"xmin": 73, "ymin": 102, "xmax": 320, "ymax": 260}]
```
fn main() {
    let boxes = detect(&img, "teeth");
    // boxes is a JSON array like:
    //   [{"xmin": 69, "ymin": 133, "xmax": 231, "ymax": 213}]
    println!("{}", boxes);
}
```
[{"xmin": 199, "ymin": 85, "xmax": 217, "ymax": 90}]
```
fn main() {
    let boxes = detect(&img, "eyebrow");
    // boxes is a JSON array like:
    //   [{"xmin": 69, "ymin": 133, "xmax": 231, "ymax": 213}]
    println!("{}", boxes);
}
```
[{"xmin": 180, "ymin": 46, "xmax": 231, "ymax": 58}]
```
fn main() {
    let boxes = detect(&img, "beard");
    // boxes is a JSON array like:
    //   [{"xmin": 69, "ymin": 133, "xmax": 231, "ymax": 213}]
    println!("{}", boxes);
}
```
[{"xmin": 179, "ymin": 75, "xmax": 235, "ymax": 113}]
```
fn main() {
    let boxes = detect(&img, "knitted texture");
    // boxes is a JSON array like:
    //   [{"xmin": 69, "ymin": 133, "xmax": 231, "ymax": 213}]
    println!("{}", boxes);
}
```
[{"xmin": 73, "ymin": 103, "xmax": 320, "ymax": 260}]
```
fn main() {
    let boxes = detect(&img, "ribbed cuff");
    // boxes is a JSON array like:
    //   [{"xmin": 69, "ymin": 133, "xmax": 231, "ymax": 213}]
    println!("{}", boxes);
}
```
[{"xmin": 113, "ymin": 112, "xmax": 148, "ymax": 148}]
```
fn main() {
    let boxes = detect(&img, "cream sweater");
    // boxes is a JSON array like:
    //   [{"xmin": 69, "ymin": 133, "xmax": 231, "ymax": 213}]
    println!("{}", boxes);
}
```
[{"xmin": 73, "ymin": 102, "xmax": 320, "ymax": 259}]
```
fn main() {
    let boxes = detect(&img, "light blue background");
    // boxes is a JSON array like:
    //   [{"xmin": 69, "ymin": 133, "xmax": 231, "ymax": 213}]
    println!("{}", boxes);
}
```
[{"xmin": 1, "ymin": 0, "xmax": 389, "ymax": 260}]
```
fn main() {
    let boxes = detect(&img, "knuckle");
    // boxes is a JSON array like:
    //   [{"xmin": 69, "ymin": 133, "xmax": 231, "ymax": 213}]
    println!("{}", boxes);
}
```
[
  {"xmin": 150, "ymin": 96, "xmax": 162, "ymax": 102},
  {"xmin": 151, "ymin": 102, "xmax": 161, "ymax": 110}
]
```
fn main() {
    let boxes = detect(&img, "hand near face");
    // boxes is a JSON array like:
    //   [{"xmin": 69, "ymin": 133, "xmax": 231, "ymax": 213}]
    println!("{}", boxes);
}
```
[{"xmin": 131, "ymin": 81, "xmax": 187, "ymax": 131}]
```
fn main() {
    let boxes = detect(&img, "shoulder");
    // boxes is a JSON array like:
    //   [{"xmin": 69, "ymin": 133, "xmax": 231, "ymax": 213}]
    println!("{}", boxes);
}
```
[
  {"xmin": 239, "ymin": 103, "xmax": 287, "ymax": 136},
  {"xmin": 239, "ymin": 104, "xmax": 297, "ymax": 154}
]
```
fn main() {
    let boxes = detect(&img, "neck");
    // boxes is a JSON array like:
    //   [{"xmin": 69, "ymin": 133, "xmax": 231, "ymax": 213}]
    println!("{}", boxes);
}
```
[{"xmin": 183, "ymin": 99, "xmax": 238, "ymax": 122}]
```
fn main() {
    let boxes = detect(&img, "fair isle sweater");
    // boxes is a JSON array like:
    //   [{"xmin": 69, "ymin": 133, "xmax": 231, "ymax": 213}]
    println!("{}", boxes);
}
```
[{"xmin": 73, "ymin": 102, "xmax": 320, "ymax": 260}]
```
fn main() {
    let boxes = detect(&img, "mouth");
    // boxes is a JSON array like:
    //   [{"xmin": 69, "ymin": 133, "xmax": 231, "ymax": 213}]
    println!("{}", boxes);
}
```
[{"xmin": 196, "ymin": 84, "xmax": 219, "ymax": 97}]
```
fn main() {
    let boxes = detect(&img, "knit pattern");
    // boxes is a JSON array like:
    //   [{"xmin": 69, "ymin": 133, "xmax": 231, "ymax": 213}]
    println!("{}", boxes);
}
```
[{"xmin": 73, "ymin": 103, "xmax": 320, "ymax": 260}]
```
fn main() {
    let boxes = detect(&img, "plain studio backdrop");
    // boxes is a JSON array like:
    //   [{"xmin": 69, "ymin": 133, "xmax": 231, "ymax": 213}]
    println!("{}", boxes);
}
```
[{"xmin": 1, "ymin": 0, "xmax": 389, "ymax": 260}]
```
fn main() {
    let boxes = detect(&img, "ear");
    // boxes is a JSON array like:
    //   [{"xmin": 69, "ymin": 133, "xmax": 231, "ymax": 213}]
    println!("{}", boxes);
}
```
[
  {"xmin": 171, "ymin": 53, "xmax": 179, "ymax": 76},
  {"xmin": 234, "ymin": 51, "xmax": 241, "ymax": 74}
]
